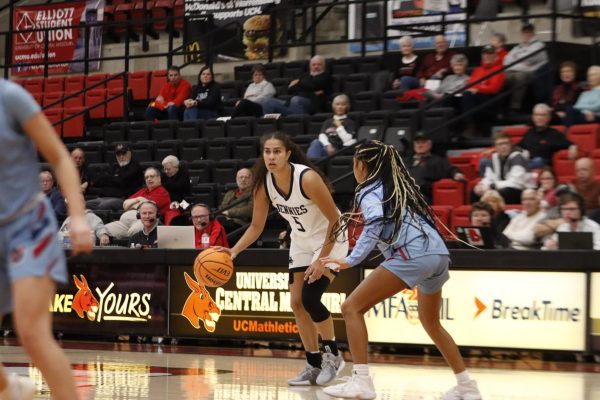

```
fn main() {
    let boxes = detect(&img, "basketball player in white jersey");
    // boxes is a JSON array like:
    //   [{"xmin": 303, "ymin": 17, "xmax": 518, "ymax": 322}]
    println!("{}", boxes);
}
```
[
  {"xmin": 224, "ymin": 132, "xmax": 349, "ymax": 386},
  {"xmin": 0, "ymin": 79, "xmax": 93, "ymax": 400}
]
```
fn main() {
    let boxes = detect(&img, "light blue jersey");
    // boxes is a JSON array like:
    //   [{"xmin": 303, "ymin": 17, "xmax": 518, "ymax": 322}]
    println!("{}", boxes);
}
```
[
  {"xmin": 346, "ymin": 181, "xmax": 448, "ymax": 267},
  {"xmin": 0, "ymin": 79, "xmax": 42, "ymax": 221}
]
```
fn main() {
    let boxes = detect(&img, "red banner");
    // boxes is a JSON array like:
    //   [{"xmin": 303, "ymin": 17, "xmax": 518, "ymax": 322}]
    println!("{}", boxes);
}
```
[{"xmin": 12, "ymin": 2, "xmax": 88, "ymax": 76}]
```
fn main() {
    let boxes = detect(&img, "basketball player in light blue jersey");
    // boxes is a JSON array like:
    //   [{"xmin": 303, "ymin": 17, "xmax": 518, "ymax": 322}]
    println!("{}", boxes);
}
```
[
  {"xmin": 0, "ymin": 79, "xmax": 93, "ymax": 400},
  {"xmin": 321, "ymin": 141, "xmax": 482, "ymax": 400},
  {"xmin": 224, "ymin": 132, "xmax": 349, "ymax": 387}
]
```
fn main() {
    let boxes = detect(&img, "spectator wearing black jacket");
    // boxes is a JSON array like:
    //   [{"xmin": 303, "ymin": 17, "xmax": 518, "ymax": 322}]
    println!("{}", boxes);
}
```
[
  {"xmin": 183, "ymin": 66, "xmax": 221, "ymax": 121},
  {"xmin": 161, "ymin": 155, "xmax": 192, "ymax": 225},
  {"xmin": 262, "ymin": 55, "xmax": 333, "ymax": 115},
  {"xmin": 404, "ymin": 131, "xmax": 466, "ymax": 203},
  {"xmin": 86, "ymin": 143, "xmax": 144, "ymax": 211},
  {"xmin": 517, "ymin": 103, "xmax": 577, "ymax": 168}
]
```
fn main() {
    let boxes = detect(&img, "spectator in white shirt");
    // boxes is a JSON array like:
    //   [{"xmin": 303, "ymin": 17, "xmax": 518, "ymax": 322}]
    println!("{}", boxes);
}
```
[
  {"xmin": 503, "ymin": 189, "xmax": 546, "ymax": 249},
  {"xmin": 543, "ymin": 192, "xmax": 600, "ymax": 250},
  {"xmin": 232, "ymin": 64, "xmax": 276, "ymax": 117}
]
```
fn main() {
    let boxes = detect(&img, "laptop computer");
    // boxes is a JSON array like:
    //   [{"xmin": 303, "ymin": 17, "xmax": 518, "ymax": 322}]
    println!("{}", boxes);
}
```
[
  {"xmin": 557, "ymin": 232, "xmax": 594, "ymax": 250},
  {"xmin": 455, "ymin": 226, "xmax": 495, "ymax": 249},
  {"xmin": 156, "ymin": 226, "xmax": 195, "ymax": 249}
]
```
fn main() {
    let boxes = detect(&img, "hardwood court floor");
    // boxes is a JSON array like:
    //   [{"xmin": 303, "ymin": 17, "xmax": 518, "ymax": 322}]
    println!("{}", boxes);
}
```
[{"xmin": 1, "ymin": 339, "xmax": 599, "ymax": 399}]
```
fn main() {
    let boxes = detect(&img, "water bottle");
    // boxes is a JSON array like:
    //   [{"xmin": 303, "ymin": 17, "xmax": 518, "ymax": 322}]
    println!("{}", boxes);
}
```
[{"xmin": 201, "ymin": 233, "xmax": 210, "ymax": 248}]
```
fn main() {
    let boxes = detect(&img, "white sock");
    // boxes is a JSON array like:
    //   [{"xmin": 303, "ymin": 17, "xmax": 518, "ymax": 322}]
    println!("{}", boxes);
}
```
[
  {"xmin": 456, "ymin": 370, "xmax": 471, "ymax": 385},
  {"xmin": 352, "ymin": 364, "xmax": 370, "ymax": 376}
]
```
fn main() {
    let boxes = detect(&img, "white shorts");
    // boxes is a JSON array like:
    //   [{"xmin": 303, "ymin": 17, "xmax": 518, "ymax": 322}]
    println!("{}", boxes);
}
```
[{"xmin": 288, "ymin": 237, "xmax": 349, "ymax": 270}]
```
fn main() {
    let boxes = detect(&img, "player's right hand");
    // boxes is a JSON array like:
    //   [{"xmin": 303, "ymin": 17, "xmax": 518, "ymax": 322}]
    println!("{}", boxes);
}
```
[
  {"xmin": 211, "ymin": 246, "xmax": 237, "ymax": 260},
  {"xmin": 69, "ymin": 216, "xmax": 94, "ymax": 255}
]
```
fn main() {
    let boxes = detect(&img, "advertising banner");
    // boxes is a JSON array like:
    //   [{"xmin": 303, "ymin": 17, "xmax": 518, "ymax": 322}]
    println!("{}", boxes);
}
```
[
  {"xmin": 48, "ymin": 263, "xmax": 169, "ymax": 336},
  {"xmin": 591, "ymin": 273, "xmax": 600, "ymax": 352},
  {"xmin": 348, "ymin": 0, "xmax": 466, "ymax": 53},
  {"xmin": 184, "ymin": 0, "xmax": 286, "ymax": 63},
  {"xmin": 169, "ymin": 265, "xmax": 361, "ymax": 339},
  {"xmin": 12, "ymin": 0, "xmax": 104, "ymax": 76},
  {"xmin": 365, "ymin": 270, "xmax": 587, "ymax": 351}
]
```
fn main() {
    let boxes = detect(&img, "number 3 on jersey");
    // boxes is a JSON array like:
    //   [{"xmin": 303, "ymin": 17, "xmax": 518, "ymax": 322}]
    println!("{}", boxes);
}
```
[{"xmin": 292, "ymin": 216, "xmax": 306, "ymax": 232}]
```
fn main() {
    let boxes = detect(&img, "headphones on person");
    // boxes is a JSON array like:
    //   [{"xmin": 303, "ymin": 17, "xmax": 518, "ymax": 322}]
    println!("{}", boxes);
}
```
[
  {"xmin": 559, "ymin": 192, "xmax": 586, "ymax": 220},
  {"xmin": 136, "ymin": 200, "xmax": 160, "ymax": 222},
  {"xmin": 189, "ymin": 203, "xmax": 212, "ymax": 228}
]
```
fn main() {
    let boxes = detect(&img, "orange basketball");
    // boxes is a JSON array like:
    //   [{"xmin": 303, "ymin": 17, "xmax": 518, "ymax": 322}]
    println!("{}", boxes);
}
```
[{"xmin": 193, "ymin": 248, "xmax": 234, "ymax": 287}]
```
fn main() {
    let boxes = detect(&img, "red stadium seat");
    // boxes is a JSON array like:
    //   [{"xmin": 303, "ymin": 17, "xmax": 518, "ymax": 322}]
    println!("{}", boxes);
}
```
[
  {"xmin": 65, "ymin": 75, "xmax": 85, "ymax": 93},
  {"xmin": 43, "ymin": 91, "xmax": 64, "ymax": 109},
  {"xmin": 132, "ymin": 0, "xmax": 155, "ymax": 34},
  {"xmin": 31, "ymin": 92, "xmax": 43, "ymax": 106},
  {"xmin": 23, "ymin": 78, "xmax": 43, "ymax": 94},
  {"xmin": 128, "ymin": 71, "xmax": 150, "ymax": 101},
  {"xmin": 152, "ymin": 0, "xmax": 174, "ymax": 32},
  {"xmin": 450, "ymin": 205, "xmax": 471, "ymax": 233},
  {"xmin": 505, "ymin": 204, "xmax": 524, "ymax": 212},
  {"xmin": 466, "ymin": 178, "xmax": 481, "ymax": 204},
  {"xmin": 107, "ymin": 88, "xmax": 125, "ymax": 118},
  {"xmin": 173, "ymin": 0, "xmax": 184, "ymax": 31},
  {"xmin": 590, "ymin": 149, "xmax": 600, "ymax": 172},
  {"xmin": 44, "ymin": 77, "xmax": 64, "ymax": 93},
  {"xmin": 85, "ymin": 89, "xmax": 107, "ymax": 119},
  {"xmin": 113, "ymin": 3, "xmax": 133, "ymax": 36},
  {"xmin": 86, "ymin": 73, "xmax": 109, "ymax": 90},
  {"xmin": 63, "ymin": 107, "xmax": 85, "ymax": 138},
  {"xmin": 43, "ymin": 108, "xmax": 63, "ymax": 136},
  {"xmin": 107, "ymin": 74, "xmax": 125, "ymax": 91},
  {"xmin": 64, "ymin": 93, "xmax": 84, "ymax": 108},
  {"xmin": 149, "ymin": 70, "xmax": 168, "ymax": 99},
  {"xmin": 567, "ymin": 124, "xmax": 600, "ymax": 153},
  {"xmin": 431, "ymin": 205, "xmax": 452, "ymax": 238},
  {"xmin": 557, "ymin": 175, "xmax": 574, "ymax": 184},
  {"xmin": 552, "ymin": 149, "xmax": 576, "ymax": 177},
  {"xmin": 502, "ymin": 125, "xmax": 528, "ymax": 144},
  {"xmin": 448, "ymin": 155, "xmax": 478, "ymax": 181},
  {"xmin": 432, "ymin": 179, "xmax": 465, "ymax": 207}
]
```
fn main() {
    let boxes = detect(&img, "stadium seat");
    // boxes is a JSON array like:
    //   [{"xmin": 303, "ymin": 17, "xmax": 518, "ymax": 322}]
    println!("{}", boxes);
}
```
[
  {"xmin": 292, "ymin": 134, "xmax": 316, "ymax": 153},
  {"xmin": 357, "ymin": 126, "xmax": 384, "ymax": 142},
  {"xmin": 107, "ymin": 88, "xmax": 125, "ymax": 118},
  {"xmin": 213, "ymin": 159, "xmax": 240, "ymax": 184},
  {"xmin": 552, "ymin": 149, "xmax": 576, "ymax": 177},
  {"xmin": 363, "ymin": 110, "xmax": 391, "ymax": 129},
  {"xmin": 202, "ymin": 119, "xmax": 226, "ymax": 140},
  {"xmin": 282, "ymin": 60, "xmax": 308, "ymax": 79},
  {"xmin": 86, "ymin": 73, "xmax": 109, "ymax": 90},
  {"xmin": 590, "ymin": 148, "xmax": 600, "ymax": 173},
  {"xmin": 351, "ymin": 91, "xmax": 380, "ymax": 113},
  {"xmin": 205, "ymin": 137, "xmax": 233, "ymax": 160},
  {"xmin": 152, "ymin": 121, "xmax": 176, "ymax": 141},
  {"xmin": 264, "ymin": 62, "xmax": 284, "ymax": 80},
  {"xmin": 389, "ymin": 110, "xmax": 419, "ymax": 133},
  {"xmin": 149, "ymin": 70, "xmax": 168, "ymax": 99},
  {"xmin": 65, "ymin": 75, "xmax": 85, "ymax": 94},
  {"xmin": 234, "ymin": 64, "xmax": 254, "ymax": 82},
  {"xmin": 43, "ymin": 108, "xmax": 63, "ymax": 136},
  {"xmin": 107, "ymin": 74, "xmax": 125, "ymax": 91},
  {"xmin": 450, "ymin": 205, "xmax": 472, "ymax": 232},
  {"xmin": 113, "ymin": 3, "xmax": 133, "ymax": 36},
  {"xmin": 176, "ymin": 120, "xmax": 202, "ymax": 141},
  {"xmin": 232, "ymin": 136, "xmax": 259, "ymax": 159},
  {"xmin": 381, "ymin": 90, "xmax": 403, "ymax": 111},
  {"xmin": 173, "ymin": 0, "xmax": 184, "ymax": 31},
  {"xmin": 180, "ymin": 139, "xmax": 206, "ymax": 162},
  {"xmin": 278, "ymin": 115, "xmax": 307, "ymax": 137},
  {"xmin": 355, "ymin": 56, "xmax": 381, "ymax": 74},
  {"xmin": 423, "ymin": 107, "xmax": 455, "ymax": 143},
  {"xmin": 43, "ymin": 91, "xmax": 63, "ymax": 109},
  {"xmin": 128, "ymin": 71, "xmax": 150, "ymax": 101},
  {"xmin": 85, "ymin": 89, "xmax": 107, "ymax": 119},
  {"xmin": 64, "ymin": 93, "xmax": 84, "ymax": 109},
  {"xmin": 502, "ymin": 125, "xmax": 528, "ymax": 144},
  {"xmin": 44, "ymin": 77, "xmax": 64, "ymax": 93},
  {"xmin": 220, "ymin": 80, "xmax": 243, "ymax": 100},
  {"xmin": 342, "ymin": 73, "xmax": 369, "ymax": 93},
  {"xmin": 23, "ymin": 78, "xmax": 43, "ymax": 94},
  {"xmin": 271, "ymin": 78, "xmax": 291, "ymax": 96},
  {"xmin": 567, "ymin": 124, "xmax": 600, "ymax": 153},
  {"xmin": 190, "ymin": 183, "xmax": 218, "ymax": 208},
  {"xmin": 151, "ymin": 0, "xmax": 174, "ymax": 32},
  {"xmin": 31, "ymin": 93, "xmax": 43, "ymax": 106},
  {"xmin": 331, "ymin": 57, "xmax": 357, "ymax": 75},
  {"xmin": 432, "ymin": 179, "xmax": 465, "ymax": 207},
  {"xmin": 431, "ymin": 205, "xmax": 452, "ymax": 238},
  {"xmin": 347, "ymin": 111, "xmax": 365, "ymax": 126},
  {"xmin": 132, "ymin": 0, "xmax": 156, "ymax": 35},
  {"xmin": 383, "ymin": 127, "xmax": 410, "ymax": 154},
  {"xmin": 253, "ymin": 117, "xmax": 278, "ymax": 137},
  {"xmin": 226, "ymin": 116, "xmax": 254, "ymax": 138},
  {"xmin": 154, "ymin": 139, "xmax": 181, "ymax": 161},
  {"xmin": 307, "ymin": 113, "xmax": 329, "ymax": 136},
  {"xmin": 448, "ymin": 155, "xmax": 478, "ymax": 181},
  {"xmin": 131, "ymin": 141, "xmax": 155, "ymax": 162},
  {"xmin": 103, "ymin": 122, "xmax": 129, "ymax": 143},
  {"xmin": 128, "ymin": 121, "xmax": 153, "ymax": 142},
  {"xmin": 63, "ymin": 107, "xmax": 85, "ymax": 138},
  {"xmin": 327, "ymin": 156, "xmax": 356, "ymax": 195},
  {"xmin": 77, "ymin": 142, "xmax": 104, "ymax": 164},
  {"xmin": 188, "ymin": 160, "xmax": 214, "ymax": 183}
]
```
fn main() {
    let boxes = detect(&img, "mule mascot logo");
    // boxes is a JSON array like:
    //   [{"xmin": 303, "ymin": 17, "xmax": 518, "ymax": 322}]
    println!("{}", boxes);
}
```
[
  {"xmin": 72, "ymin": 274, "xmax": 99, "ymax": 321},
  {"xmin": 181, "ymin": 272, "xmax": 221, "ymax": 332}
]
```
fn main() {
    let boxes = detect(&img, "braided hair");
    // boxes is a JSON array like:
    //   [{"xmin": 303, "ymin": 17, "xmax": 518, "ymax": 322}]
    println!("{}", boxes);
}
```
[{"xmin": 332, "ymin": 140, "xmax": 440, "ymax": 245}]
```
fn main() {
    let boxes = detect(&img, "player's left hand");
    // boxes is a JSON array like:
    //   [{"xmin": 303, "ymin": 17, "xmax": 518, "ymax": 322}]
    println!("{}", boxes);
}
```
[
  {"xmin": 319, "ymin": 257, "xmax": 350, "ymax": 272},
  {"xmin": 304, "ymin": 259, "xmax": 326, "ymax": 284},
  {"xmin": 69, "ymin": 216, "xmax": 94, "ymax": 255}
]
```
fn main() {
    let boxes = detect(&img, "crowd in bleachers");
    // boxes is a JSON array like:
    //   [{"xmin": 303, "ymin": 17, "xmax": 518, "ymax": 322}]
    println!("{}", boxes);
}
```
[{"xmin": 13, "ymin": 18, "xmax": 600, "ymax": 250}]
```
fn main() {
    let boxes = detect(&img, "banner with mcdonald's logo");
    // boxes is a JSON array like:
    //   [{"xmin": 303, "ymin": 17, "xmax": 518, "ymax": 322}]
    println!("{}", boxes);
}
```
[
  {"xmin": 169, "ymin": 265, "xmax": 361, "ymax": 339},
  {"xmin": 364, "ymin": 269, "xmax": 587, "ymax": 351}
]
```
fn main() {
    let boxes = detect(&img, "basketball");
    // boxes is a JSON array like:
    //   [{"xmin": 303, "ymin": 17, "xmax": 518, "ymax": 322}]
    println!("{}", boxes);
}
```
[{"xmin": 193, "ymin": 248, "xmax": 234, "ymax": 287}]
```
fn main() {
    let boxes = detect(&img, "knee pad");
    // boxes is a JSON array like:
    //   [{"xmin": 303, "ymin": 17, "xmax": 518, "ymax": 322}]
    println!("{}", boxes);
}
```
[{"xmin": 301, "ymin": 275, "xmax": 331, "ymax": 323}]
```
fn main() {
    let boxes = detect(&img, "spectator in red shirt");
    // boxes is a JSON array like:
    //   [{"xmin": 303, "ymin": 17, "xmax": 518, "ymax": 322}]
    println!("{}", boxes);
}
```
[
  {"xmin": 105, "ymin": 167, "xmax": 171, "ymax": 239},
  {"xmin": 191, "ymin": 203, "xmax": 229, "ymax": 249},
  {"xmin": 417, "ymin": 35, "xmax": 456, "ymax": 84},
  {"xmin": 490, "ymin": 33, "xmax": 508, "ymax": 66},
  {"xmin": 145, "ymin": 65, "xmax": 191, "ymax": 121},
  {"xmin": 461, "ymin": 45, "xmax": 505, "ymax": 135}
]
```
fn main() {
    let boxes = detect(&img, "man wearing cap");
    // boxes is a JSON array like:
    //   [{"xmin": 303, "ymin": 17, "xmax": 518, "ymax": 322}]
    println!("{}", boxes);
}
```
[
  {"xmin": 86, "ymin": 143, "xmax": 144, "ymax": 212},
  {"xmin": 461, "ymin": 45, "xmax": 505, "ymax": 135},
  {"xmin": 503, "ymin": 23, "xmax": 549, "ymax": 112},
  {"xmin": 404, "ymin": 131, "xmax": 466, "ymax": 203}
]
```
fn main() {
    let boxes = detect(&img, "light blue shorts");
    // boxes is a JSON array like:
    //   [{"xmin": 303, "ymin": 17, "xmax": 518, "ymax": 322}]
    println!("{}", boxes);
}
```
[
  {"xmin": 381, "ymin": 253, "xmax": 450, "ymax": 294},
  {"xmin": 0, "ymin": 197, "xmax": 66, "ymax": 316}
]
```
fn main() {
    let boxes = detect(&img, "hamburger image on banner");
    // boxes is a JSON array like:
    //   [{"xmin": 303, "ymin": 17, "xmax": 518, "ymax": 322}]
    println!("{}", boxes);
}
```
[{"xmin": 243, "ymin": 15, "xmax": 278, "ymax": 60}]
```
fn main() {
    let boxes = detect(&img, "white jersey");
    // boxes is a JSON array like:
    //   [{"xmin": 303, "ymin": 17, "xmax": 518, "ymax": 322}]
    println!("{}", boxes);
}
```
[{"xmin": 265, "ymin": 163, "xmax": 348, "ymax": 269}]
